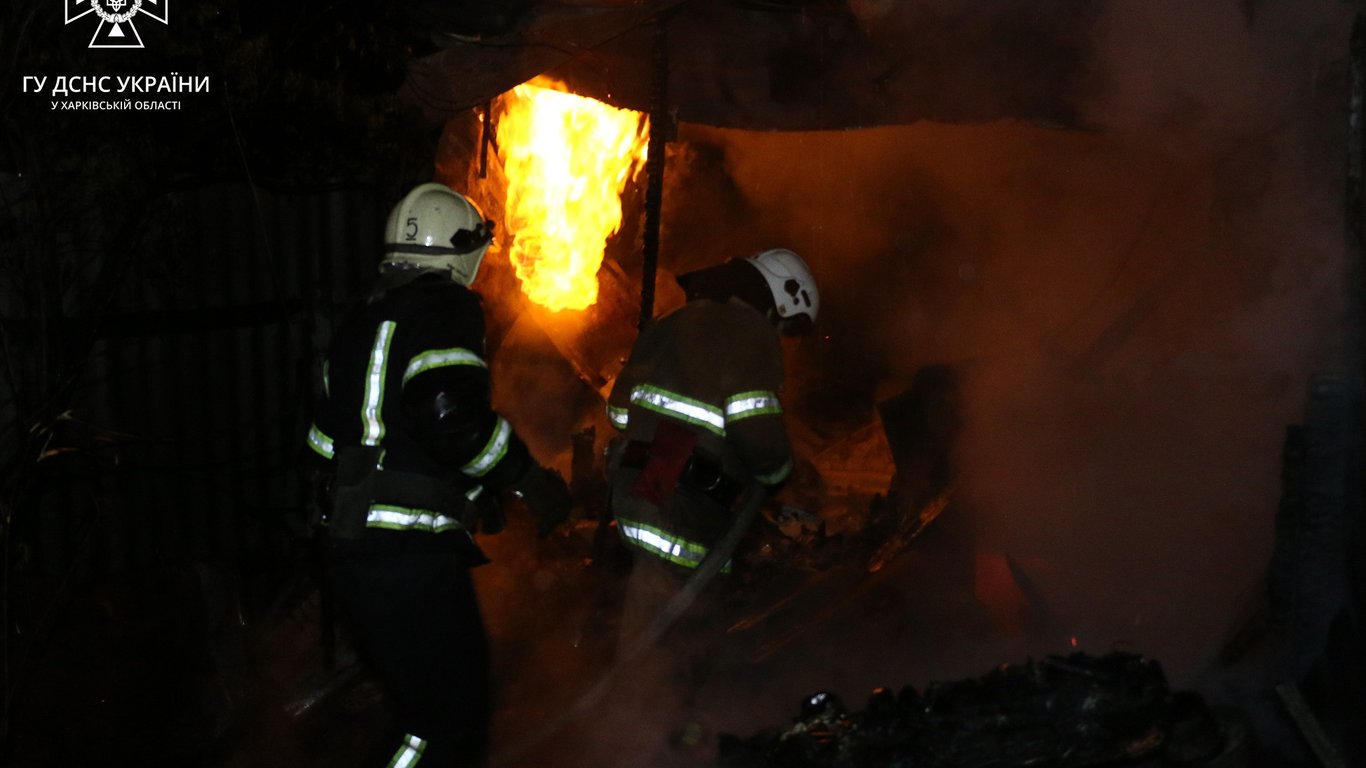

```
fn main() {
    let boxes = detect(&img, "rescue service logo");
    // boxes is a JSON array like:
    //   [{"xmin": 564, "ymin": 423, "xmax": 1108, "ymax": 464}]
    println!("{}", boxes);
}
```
[{"xmin": 65, "ymin": 0, "xmax": 169, "ymax": 49}]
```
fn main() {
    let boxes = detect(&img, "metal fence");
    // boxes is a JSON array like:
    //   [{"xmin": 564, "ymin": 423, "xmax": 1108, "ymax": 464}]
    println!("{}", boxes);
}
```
[{"xmin": 26, "ymin": 182, "xmax": 381, "ymax": 580}]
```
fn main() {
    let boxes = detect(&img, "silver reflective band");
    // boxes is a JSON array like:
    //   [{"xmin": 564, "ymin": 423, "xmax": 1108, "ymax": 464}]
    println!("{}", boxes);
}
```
[
  {"xmin": 618, "ymin": 520, "xmax": 731, "ymax": 572},
  {"xmin": 630, "ymin": 385, "xmax": 725, "ymax": 435},
  {"xmin": 306, "ymin": 424, "xmax": 335, "ymax": 459},
  {"xmin": 361, "ymin": 321, "xmax": 397, "ymax": 446},
  {"xmin": 322, "ymin": 360, "xmax": 331, "ymax": 398},
  {"xmin": 386, "ymin": 733, "xmax": 427, "ymax": 768},
  {"xmin": 620, "ymin": 522, "xmax": 698, "ymax": 563},
  {"xmin": 402, "ymin": 347, "xmax": 487, "ymax": 385},
  {"xmin": 462, "ymin": 416, "xmax": 511, "ymax": 477},
  {"xmin": 367, "ymin": 505, "xmax": 464, "ymax": 533},
  {"xmin": 607, "ymin": 404, "xmax": 629, "ymax": 430},
  {"xmin": 724, "ymin": 391, "xmax": 782, "ymax": 422}
]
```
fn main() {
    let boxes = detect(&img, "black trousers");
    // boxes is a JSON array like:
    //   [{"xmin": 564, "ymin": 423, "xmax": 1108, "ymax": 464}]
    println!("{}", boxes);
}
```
[{"xmin": 329, "ymin": 547, "xmax": 491, "ymax": 768}]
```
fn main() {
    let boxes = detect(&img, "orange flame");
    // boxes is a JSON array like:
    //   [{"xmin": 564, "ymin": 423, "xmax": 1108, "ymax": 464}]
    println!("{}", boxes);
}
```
[{"xmin": 496, "ymin": 77, "xmax": 649, "ymax": 311}]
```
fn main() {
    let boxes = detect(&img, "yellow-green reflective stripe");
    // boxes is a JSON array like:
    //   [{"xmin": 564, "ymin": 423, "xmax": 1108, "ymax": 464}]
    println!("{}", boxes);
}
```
[
  {"xmin": 618, "ymin": 519, "xmax": 731, "ymax": 572},
  {"xmin": 361, "ymin": 321, "xmax": 397, "ymax": 446},
  {"xmin": 366, "ymin": 505, "xmax": 464, "ymax": 533},
  {"xmin": 630, "ymin": 385, "xmax": 725, "ymax": 435},
  {"xmin": 402, "ymin": 347, "xmax": 486, "ymax": 385},
  {"xmin": 386, "ymin": 733, "xmax": 427, "ymax": 768},
  {"xmin": 607, "ymin": 404, "xmax": 629, "ymax": 430},
  {"xmin": 306, "ymin": 424, "xmax": 335, "ymax": 459},
  {"xmin": 754, "ymin": 456, "xmax": 794, "ymax": 486},
  {"xmin": 462, "ymin": 416, "xmax": 511, "ymax": 477},
  {"xmin": 724, "ymin": 390, "xmax": 783, "ymax": 422},
  {"xmin": 322, "ymin": 360, "xmax": 331, "ymax": 398},
  {"xmin": 618, "ymin": 519, "xmax": 706, "ymax": 564}
]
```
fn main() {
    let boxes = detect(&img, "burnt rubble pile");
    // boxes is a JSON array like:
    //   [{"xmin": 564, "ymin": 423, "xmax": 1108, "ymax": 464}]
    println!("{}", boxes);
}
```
[{"xmin": 717, "ymin": 651, "xmax": 1230, "ymax": 768}]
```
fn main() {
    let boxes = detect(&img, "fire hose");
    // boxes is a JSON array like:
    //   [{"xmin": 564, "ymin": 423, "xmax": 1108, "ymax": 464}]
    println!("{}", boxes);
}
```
[{"xmin": 490, "ymin": 479, "xmax": 768, "ymax": 766}]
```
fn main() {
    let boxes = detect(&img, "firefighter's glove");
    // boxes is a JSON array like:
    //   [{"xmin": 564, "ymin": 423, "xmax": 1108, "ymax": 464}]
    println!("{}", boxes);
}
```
[{"xmin": 513, "ymin": 465, "xmax": 572, "ymax": 537}]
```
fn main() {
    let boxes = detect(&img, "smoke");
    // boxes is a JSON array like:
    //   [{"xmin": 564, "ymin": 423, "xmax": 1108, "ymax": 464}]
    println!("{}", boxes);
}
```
[{"xmin": 659, "ymin": 0, "xmax": 1354, "ymax": 693}]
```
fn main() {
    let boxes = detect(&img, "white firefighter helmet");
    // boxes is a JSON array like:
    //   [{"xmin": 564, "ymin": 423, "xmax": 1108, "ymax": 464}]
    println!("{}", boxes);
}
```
[
  {"xmin": 381, "ymin": 182, "xmax": 495, "ymax": 286},
  {"xmin": 746, "ymin": 248, "xmax": 819, "ymax": 323}
]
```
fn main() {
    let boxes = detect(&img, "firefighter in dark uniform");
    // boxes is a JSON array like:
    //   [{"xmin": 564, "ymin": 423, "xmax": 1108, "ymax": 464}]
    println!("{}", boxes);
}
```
[
  {"xmin": 605, "ymin": 248, "xmax": 820, "ymax": 643},
  {"xmin": 304, "ymin": 182, "xmax": 571, "ymax": 768}
]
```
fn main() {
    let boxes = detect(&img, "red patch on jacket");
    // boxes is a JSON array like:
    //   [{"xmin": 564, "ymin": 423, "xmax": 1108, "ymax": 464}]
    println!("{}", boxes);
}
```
[{"xmin": 629, "ymin": 419, "xmax": 697, "ymax": 505}]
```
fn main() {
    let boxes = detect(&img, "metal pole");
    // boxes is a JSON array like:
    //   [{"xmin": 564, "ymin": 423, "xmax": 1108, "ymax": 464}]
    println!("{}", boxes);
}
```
[{"xmin": 638, "ymin": 14, "xmax": 670, "ymax": 329}]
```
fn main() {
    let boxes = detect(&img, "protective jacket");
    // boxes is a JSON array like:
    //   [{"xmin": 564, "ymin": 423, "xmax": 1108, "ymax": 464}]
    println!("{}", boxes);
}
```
[
  {"xmin": 607, "ymin": 298, "xmax": 793, "ymax": 569},
  {"xmin": 306, "ymin": 272, "xmax": 533, "ymax": 552}
]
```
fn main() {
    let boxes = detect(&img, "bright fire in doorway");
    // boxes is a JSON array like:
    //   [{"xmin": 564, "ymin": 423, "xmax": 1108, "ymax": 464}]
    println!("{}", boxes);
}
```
[{"xmin": 496, "ymin": 76, "xmax": 649, "ymax": 312}]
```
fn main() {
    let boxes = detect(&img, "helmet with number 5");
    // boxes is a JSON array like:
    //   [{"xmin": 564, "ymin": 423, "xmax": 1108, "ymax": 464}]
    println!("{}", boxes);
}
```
[
  {"xmin": 746, "ymin": 248, "xmax": 819, "ymax": 324},
  {"xmin": 381, "ymin": 183, "xmax": 495, "ymax": 287}
]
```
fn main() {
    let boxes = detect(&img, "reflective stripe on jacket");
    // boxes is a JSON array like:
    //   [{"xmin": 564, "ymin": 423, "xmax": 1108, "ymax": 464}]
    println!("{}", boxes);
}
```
[
  {"xmin": 305, "ymin": 274, "xmax": 526, "ymax": 534},
  {"xmin": 606, "ymin": 299, "xmax": 792, "ymax": 565}
]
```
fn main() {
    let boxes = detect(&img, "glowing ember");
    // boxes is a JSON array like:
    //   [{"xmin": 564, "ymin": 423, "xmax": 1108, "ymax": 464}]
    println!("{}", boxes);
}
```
[{"xmin": 497, "ymin": 76, "xmax": 649, "ymax": 311}]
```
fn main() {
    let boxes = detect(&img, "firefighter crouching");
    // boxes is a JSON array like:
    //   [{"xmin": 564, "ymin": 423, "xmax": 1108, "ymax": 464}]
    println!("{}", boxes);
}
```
[
  {"xmin": 304, "ymin": 182, "xmax": 571, "ymax": 768},
  {"xmin": 605, "ymin": 248, "xmax": 820, "ymax": 644}
]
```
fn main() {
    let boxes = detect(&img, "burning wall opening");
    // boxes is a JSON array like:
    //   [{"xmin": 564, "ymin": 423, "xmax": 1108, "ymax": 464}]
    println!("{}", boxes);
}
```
[
  {"xmin": 438, "ymin": 78, "xmax": 657, "ymax": 467},
  {"xmin": 496, "ymin": 76, "xmax": 650, "ymax": 313}
]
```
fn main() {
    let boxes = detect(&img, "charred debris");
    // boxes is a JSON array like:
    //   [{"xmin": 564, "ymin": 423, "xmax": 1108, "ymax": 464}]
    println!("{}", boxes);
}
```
[{"xmin": 719, "ymin": 651, "xmax": 1234, "ymax": 768}]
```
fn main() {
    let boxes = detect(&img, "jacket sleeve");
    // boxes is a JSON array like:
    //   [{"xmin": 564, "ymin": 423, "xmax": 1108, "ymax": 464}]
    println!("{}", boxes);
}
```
[
  {"xmin": 397, "ymin": 299, "xmax": 533, "ymax": 491},
  {"xmin": 606, "ymin": 377, "xmax": 632, "ymax": 432},
  {"xmin": 304, "ymin": 360, "xmax": 339, "ymax": 466},
  {"xmin": 606, "ymin": 328, "xmax": 652, "ymax": 433},
  {"xmin": 717, "ymin": 321, "xmax": 793, "ymax": 489}
]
